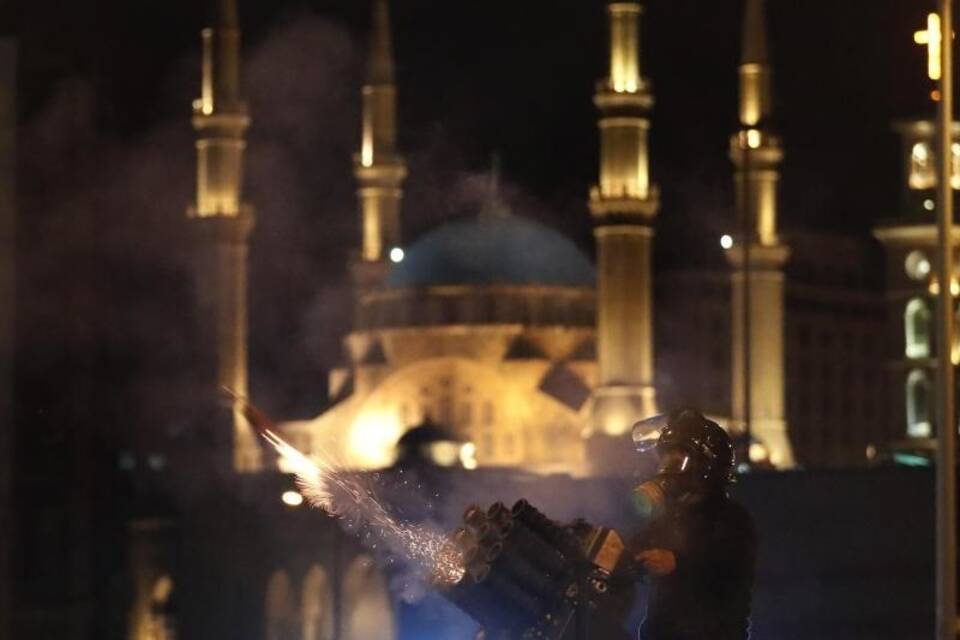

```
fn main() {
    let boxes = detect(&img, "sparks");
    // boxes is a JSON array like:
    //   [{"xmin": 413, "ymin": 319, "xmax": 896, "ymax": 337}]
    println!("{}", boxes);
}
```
[{"xmin": 224, "ymin": 387, "xmax": 466, "ymax": 585}]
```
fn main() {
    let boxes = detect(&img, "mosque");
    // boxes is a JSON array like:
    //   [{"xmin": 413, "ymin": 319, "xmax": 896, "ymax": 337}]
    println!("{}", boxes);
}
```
[
  {"xmin": 188, "ymin": 0, "xmax": 952, "ymax": 478},
  {"xmin": 193, "ymin": 0, "xmax": 794, "ymax": 478}
]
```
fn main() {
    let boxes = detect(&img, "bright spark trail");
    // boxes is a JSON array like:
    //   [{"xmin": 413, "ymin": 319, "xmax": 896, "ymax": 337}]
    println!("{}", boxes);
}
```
[{"xmin": 226, "ymin": 388, "xmax": 466, "ymax": 586}]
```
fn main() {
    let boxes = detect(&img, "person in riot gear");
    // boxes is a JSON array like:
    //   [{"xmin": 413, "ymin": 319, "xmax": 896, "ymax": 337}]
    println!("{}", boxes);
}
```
[{"xmin": 631, "ymin": 409, "xmax": 757, "ymax": 640}]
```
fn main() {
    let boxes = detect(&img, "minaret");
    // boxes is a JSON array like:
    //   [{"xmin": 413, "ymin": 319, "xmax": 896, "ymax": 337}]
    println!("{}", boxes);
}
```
[
  {"xmin": 588, "ymin": 1, "xmax": 659, "ymax": 438},
  {"xmin": 728, "ymin": 0, "xmax": 794, "ymax": 467},
  {"xmin": 188, "ymin": 0, "xmax": 260, "ymax": 471},
  {"xmin": 352, "ymin": 0, "xmax": 407, "ymax": 291}
]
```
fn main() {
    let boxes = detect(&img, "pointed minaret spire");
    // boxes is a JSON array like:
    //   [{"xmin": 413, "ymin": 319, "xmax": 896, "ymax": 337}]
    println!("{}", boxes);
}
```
[
  {"xmin": 187, "ymin": 0, "xmax": 260, "ymax": 472},
  {"xmin": 367, "ymin": 0, "xmax": 395, "ymax": 86},
  {"xmin": 742, "ymin": 0, "xmax": 768, "ymax": 64},
  {"xmin": 197, "ymin": 0, "xmax": 243, "ymax": 125},
  {"xmin": 727, "ymin": 0, "xmax": 794, "ymax": 467},
  {"xmin": 587, "ymin": 1, "xmax": 659, "ymax": 447},
  {"xmin": 353, "ymin": 0, "xmax": 407, "ymax": 285},
  {"xmin": 739, "ymin": 0, "xmax": 771, "ymax": 127}
]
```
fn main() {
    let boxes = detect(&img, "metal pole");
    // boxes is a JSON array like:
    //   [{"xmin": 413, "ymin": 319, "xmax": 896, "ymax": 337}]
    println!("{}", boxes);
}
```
[
  {"xmin": 936, "ymin": 1, "xmax": 957, "ymax": 638},
  {"xmin": 740, "ymin": 141, "xmax": 753, "ymax": 465}
]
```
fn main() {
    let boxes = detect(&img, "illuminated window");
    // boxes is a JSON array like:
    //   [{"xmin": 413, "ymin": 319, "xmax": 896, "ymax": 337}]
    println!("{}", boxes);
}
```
[
  {"xmin": 905, "ymin": 297, "xmax": 931, "ymax": 359},
  {"xmin": 301, "ymin": 565, "xmax": 334, "ymax": 640},
  {"xmin": 482, "ymin": 401, "xmax": 494, "ymax": 426},
  {"xmin": 482, "ymin": 432, "xmax": 495, "ymax": 456},
  {"xmin": 906, "ymin": 369, "xmax": 932, "ymax": 438},
  {"xmin": 265, "ymin": 570, "xmax": 296, "ymax": 640},
  {"xmin": 908, "ymin": 141, "xmax": 960, "ymax": 190},
  {"xmin": 911, "ymin": 142, "xmax": 935, "ymax": 189},
  {"xmin": 503, "ymin": 433, "xmax": 515, "ymax": 455},
  {"xmin": 953, "ymin": 143, "xmax": 960, "ymax": 189}
]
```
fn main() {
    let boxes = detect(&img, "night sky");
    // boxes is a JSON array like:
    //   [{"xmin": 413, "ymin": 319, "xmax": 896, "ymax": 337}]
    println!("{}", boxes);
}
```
[{"xmin": 9, "ymin": 0, "xmax": 940, "ymax": 437}]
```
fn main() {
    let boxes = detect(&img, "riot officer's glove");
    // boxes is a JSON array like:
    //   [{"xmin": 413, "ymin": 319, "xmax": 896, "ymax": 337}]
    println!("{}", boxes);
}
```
[{"xmin": 635, "ymin": 548, "xmax": 677, "ymax": 577}]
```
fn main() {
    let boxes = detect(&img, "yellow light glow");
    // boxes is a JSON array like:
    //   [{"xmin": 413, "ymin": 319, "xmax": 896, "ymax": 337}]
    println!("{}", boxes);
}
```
[
  {"xmin": 748, "ymin": 442, "xmax": 769, "ymax": 463},
  {"xmin": 612, "ymin": 77, "xmax": 639, "ymax": 94},
  {"xmin": 360, "ymin": 133, "xmax": 374, "ymax": 167},
  {"xmin": 915, "ymin": 13, "xmax": 943, "ymax": 80},
  {"xmin": 460, "ymin": 442, "xmax": 478, "ymax": 470},
  {"xmin": 349, "ymin": 410, "xmax": 402, "ymax": 468},
  {"xmin": 427, "ymin": 441, "xmax": 461, "ymax": 467},
  {"xmin": 282, "ymin": 490, "xmax": 304, "ymax": 507},
  {"xmin": 746, "ymin": 129, "xmax": 761, "ymax": 149},
  {"xmin": 932, "ymin": 277, "xmax": 960, "ymax": 297}
]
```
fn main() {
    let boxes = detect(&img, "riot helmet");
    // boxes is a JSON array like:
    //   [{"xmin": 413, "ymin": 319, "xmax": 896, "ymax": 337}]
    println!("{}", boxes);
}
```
[{"xmin": 632, "ymin": 409, "xmax": 736, "ymax": 517}]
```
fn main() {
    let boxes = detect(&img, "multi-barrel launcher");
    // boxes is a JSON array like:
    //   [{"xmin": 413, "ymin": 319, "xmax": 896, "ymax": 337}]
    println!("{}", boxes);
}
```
[{"xmin": 435, "ymin": 500, "xmax": 639, "ymax": 640}]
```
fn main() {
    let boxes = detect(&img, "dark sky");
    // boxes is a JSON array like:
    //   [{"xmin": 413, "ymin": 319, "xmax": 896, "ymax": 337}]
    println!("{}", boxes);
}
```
[{"xmin": 11, "ymin": 0, "xmax": 939, "ymax": 427}]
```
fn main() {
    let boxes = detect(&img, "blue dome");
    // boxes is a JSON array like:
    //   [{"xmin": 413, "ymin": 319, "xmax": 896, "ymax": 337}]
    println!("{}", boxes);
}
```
[{"xmin": 385, "ymin": 215, "xmax": 595, "ymax": 288}]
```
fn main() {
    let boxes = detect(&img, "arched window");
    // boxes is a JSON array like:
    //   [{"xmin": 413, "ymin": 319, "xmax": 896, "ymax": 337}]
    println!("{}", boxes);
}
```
[
  {"xmin": 482, "ymin": 401, "xmax": 494, "ymax": 426},
  {"xmin": 342, "ymin": 556, "xmax": 395, "ymax": 640},
  {"xmin": 301, "ymin": 565, "xmax": 334, "ymax": 640},
  {"xmin": 953, "ymin": 143, "xmax": 960, "ymax": 189},
  {"xmin": 906, "ymin": 369, "xmax": 932, "ymax": 438},
  {"xmin": 910, "ymin": 142, "xmax": 936, "ymax": 190},
  {"xmin": 459, "ymin": 401, "xmax": 473, "ymax": 425},
  {"xmin": 905, "ymin": 297, "xmax": 931, "ymax": 359},
  {"xmin": 265, "ymin": 570, "xmax": 296, "ymax": 640}
]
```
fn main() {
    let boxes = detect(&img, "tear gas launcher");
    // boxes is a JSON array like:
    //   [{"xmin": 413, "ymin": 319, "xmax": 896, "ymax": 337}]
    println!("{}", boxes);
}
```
[{"xmin": 436, "ymin": 500, "xmax": 638, "ymax": 640}]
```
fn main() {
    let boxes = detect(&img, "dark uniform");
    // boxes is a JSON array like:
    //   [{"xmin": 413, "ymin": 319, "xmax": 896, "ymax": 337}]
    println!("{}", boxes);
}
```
[
  {"xmin": 630, "ymin": 409, "xmax": 758, "ymax": 640},
  {"xmin": 637, "ymin": 493, "xmax": 756, "ymax": 640}
]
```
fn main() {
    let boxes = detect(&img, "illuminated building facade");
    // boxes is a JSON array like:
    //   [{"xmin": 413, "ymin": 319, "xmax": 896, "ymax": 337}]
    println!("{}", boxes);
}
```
[
  {"xmin": 657, "ymin": 233, "xmax": 889, "ymax": 469},
  {"xmin": 873, "ymin": 119, "xmax": 960, "ymax": 458}
]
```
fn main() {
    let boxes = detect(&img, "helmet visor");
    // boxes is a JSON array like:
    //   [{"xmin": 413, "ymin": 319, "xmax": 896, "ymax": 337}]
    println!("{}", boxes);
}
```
[{"xmin": 632, "ymin": 414, "xmax": 670, "ymax": 452}]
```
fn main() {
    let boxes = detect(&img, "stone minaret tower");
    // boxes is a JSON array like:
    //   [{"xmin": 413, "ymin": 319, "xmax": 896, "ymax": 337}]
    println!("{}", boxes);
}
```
[
  {"xmin": 588, "ymin": 1, "xmax": 659, "ymax": 438},
  {"xmin": 352, "ymin": 0, "xmax": 406, "ymax": 292},
  {"xmin": 188, "ymin": 0, "xmax": 260, "ymax": 471},
  {"xmin": 728, "ymin": 0, "xmax": 794, "ymax": 467}
]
